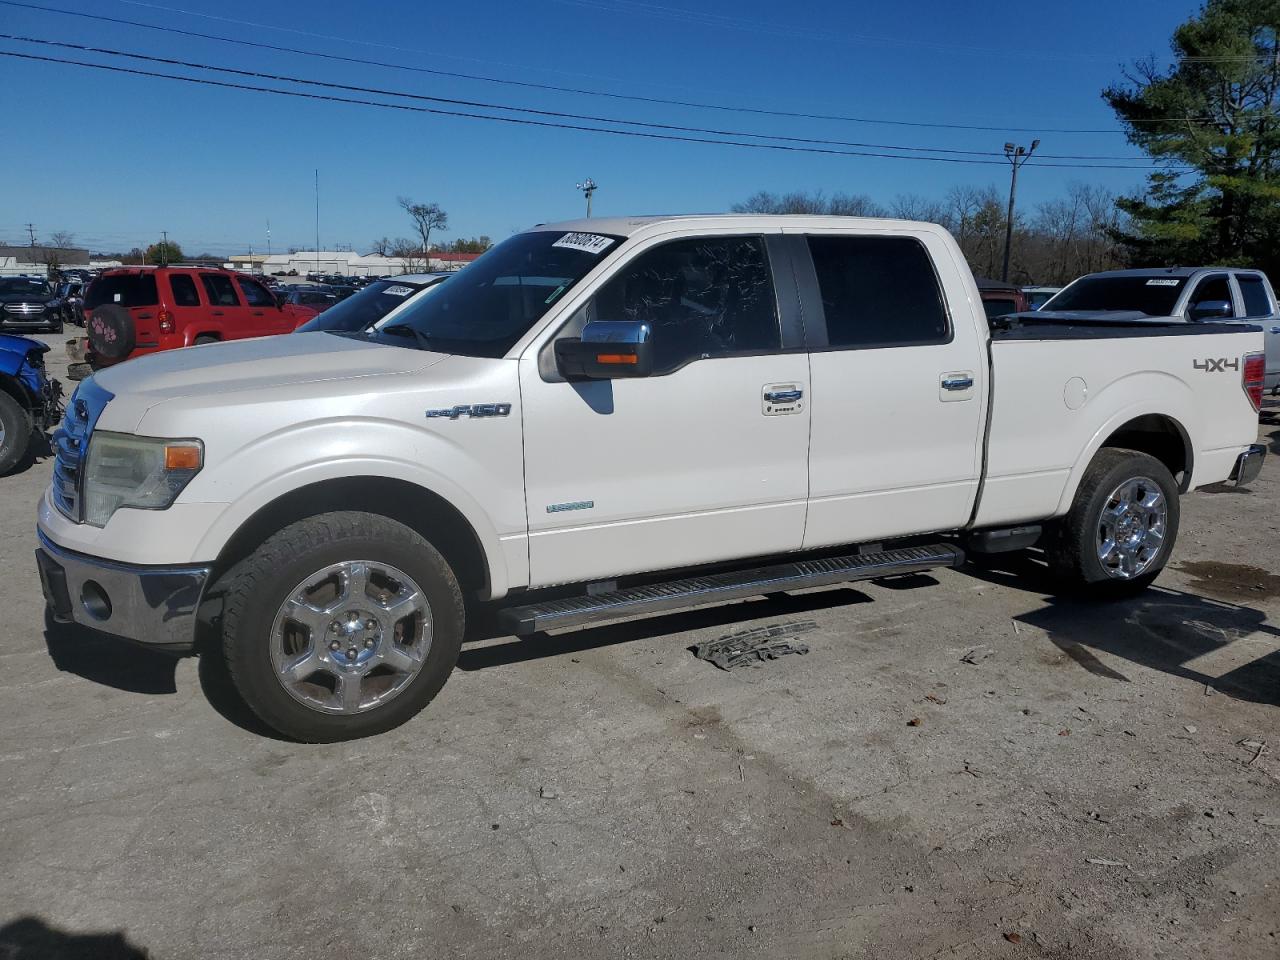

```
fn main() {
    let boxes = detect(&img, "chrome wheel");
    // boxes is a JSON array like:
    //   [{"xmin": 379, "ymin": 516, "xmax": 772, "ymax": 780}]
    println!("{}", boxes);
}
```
[
  {"xmin": 268, "ymin": 560, "xmax": 432, "ymax": 715},
  {"xmin": 1096, "ymin": 476, "xmax": 1167, "ymax": 580}
]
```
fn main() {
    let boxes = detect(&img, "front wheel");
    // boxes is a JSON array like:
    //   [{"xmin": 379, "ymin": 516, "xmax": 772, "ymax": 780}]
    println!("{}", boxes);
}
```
[
  {"xmin": 219, "ymin": 512, "xmax": 465, "ymax": 742},
  {"xmin": 1045, "ymin": 448, "xmax": 1180, "ymax": 597},
  {"xmin": 0, "ymin": 391, "xmax": 33, "ymax": 475}
]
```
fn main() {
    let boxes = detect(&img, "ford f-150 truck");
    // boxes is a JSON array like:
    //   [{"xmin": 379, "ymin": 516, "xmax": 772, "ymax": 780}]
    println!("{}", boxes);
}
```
[{"xmin": 34, "ymin": 216, "xmax": 1268, "ymax": 742}]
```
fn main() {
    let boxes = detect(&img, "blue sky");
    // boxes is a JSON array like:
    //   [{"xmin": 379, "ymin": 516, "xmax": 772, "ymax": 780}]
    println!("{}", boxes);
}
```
[{"xmin": 0, "ymin": 0, "xmax": 1199, "ymax": 256}]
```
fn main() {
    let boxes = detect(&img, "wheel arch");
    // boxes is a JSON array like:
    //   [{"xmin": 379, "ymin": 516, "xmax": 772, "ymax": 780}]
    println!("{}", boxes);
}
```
[
  {"xmin": 1057, "ymin": 408, "xmax": 1195, "ymax": 515},
  {"xmin": 208, "ymin": 476, "xmax": 494, "ymax": 600}
]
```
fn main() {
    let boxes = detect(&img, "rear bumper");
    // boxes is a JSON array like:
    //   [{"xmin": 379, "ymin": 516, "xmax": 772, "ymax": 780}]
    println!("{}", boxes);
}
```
[
  {"xmin": 35, "ymin": 529, "xmax": 210, "ymax": 652},
  {"xmin": 1229, "ymin": 444, "xmax": 1267, "ymax": 487}
]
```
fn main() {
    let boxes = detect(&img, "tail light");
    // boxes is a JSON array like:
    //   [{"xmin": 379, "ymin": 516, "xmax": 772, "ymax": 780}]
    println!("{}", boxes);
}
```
[
  {"xmin": 1243, "ymin": 351, "xmax": 1265, "ymax": 411},
  {"xmin": 158, "ymin": 309, "xmax": 175, "ymax": 334}
]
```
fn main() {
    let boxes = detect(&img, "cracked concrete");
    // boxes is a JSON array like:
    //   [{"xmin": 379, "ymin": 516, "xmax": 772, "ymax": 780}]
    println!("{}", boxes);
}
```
[{"xmin": 0, "ymin": 332, "xmax": 1277, "ymax": 958}]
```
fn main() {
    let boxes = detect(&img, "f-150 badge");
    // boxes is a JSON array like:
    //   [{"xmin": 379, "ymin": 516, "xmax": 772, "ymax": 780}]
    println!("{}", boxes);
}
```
[{"xmin": 425, "ymin": 403, "xmax": 512, "ymax": 419}]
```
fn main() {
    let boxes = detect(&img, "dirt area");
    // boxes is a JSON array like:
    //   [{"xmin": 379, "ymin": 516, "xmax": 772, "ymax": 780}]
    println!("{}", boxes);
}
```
[{"xmin": 0, "ymin": 332, "xmax": 1277, "ymax": 959}]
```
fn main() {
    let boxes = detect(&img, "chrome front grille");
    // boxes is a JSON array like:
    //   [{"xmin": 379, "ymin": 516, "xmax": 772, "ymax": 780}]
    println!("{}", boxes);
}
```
[
  {"xmin": 51, "ymin": 379, "xmax": 112, "ymax": 522},
  {"xmin": 3, "ymin": 302, "xmax": 46, "ymax": 316}
]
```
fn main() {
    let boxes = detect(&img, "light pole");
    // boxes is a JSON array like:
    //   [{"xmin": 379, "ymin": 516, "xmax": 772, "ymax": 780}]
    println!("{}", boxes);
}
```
[
  {"xmin": 1000, "ymin": 139, "xmax": 1038, "ymax": 283},
  {"xmin": 576, "ymin": 178, "xmax": 598, "ymax": 218}
]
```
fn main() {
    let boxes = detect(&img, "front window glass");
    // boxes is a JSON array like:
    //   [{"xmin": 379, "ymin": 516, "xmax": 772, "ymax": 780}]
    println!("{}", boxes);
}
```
[
  {"xmin": 299, "ymin": 277, "xmax": 447, "ymax": 333},
  {"xmin": 353, "ymin": 230, "xmax": 623, "ymax": 358},
  {"xmin": 1238, "ymin": 274, "xmax": 1273, "ymax": 317},
  {"xmin": 1045, "ymin": 276, "xmax": 1187, "ymax": 316},
  {"xmin": 201, "ymin": 274, "xmax": 241, "ymax": 307}
]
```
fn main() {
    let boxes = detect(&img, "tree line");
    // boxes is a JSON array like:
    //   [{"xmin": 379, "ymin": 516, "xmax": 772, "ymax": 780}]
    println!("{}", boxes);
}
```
[{"xmin": 732, "ymin": 184, "xmax": 1127, "ymax": 286}]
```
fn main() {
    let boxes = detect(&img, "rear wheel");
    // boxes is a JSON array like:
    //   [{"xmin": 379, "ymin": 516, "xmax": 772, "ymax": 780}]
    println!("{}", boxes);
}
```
[
  {"xmin": 0, "ymin": 391, "xmax": 32, "ymax": 475},
  {"xmin": 219, "ymin": 512, "xmax": 464, "ymax": 742},
  {"xmin": 87, "ymin": 303, "xmax": 136, "ymax": 360},
  {"xmin": 1045, "ymin": 448, "xmax": 1179, "ymax": 597}
]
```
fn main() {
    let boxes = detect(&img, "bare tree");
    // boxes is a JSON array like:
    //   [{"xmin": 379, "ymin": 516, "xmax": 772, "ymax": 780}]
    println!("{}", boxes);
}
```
[
  {"xmin": 731, "ymin": 190, "xmax": 885, "ymax": 217},
  {"xmin": 48, "ymin": 230, "xmax": 75, "ymax": 249},
  {"xmin": 370, "ymin": 236, "xmax": 392, "ymax": 256},
  {"xmin": 397, "ymin": 197, "xmax": 448, "ymax": 253},
  {"xmin": 389, "ymin": 237, "xmax": 427, "ymax": 273}
]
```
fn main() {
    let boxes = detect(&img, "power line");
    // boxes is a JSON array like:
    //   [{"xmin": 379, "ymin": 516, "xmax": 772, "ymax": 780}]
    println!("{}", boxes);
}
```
[
  {"xmin": 0, "ymin": 48, "xmax": 1190, "ymax": 170},
  {"xmin": 0, "ymin": 0, "xmax": 1193, "ymax": 135},
  {"xmin": 0, "ymin": 33, "xmax": 1165, "ymax": 163}
]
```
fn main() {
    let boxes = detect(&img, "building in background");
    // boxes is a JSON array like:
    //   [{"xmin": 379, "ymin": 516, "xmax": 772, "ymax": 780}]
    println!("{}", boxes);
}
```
[
  {"xmin": 226, "ymin": 251, "xmax": 481, "ymax": 276},
  {"xmin": 0, "ymin": 245, "xmax": 90, "ymax": 277}
]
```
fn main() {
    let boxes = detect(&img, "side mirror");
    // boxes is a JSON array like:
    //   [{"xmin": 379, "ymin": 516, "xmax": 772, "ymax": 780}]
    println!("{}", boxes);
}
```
[
  {"xmin": 1189, "ymin": 299, "xmax": 1232, "ymax": 320},
  {"xmin": 555, "ymin": 320, "xmax": 654, "ymax": 380}
]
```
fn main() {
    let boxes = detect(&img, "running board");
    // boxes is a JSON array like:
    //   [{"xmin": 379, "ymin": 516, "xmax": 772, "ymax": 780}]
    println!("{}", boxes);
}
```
[{"xmin": 498, "ymin": 543, "xmax": 965, "ymax": 635}]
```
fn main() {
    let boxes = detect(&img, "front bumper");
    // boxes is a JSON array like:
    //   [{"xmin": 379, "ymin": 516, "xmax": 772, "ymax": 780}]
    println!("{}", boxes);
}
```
[
  {"xmin": 1230, "ymin": 444, "xmax": 1267, "ymax": 487},
  {"xmin": 35, "ymin": 529, "xmax": 210, "ymax": 651}
]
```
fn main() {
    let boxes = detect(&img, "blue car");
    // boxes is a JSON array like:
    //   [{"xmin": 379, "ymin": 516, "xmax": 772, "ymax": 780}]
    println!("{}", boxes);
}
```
[{"xmin": 0, "ymin": 333, "xmax": 63, "ymax": 474}]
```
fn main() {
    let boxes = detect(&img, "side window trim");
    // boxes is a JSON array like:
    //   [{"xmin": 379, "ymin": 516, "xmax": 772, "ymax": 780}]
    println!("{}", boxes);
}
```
[{"xmin": 790, "ymin": 232, "xmax": 954, "ymax": 352}]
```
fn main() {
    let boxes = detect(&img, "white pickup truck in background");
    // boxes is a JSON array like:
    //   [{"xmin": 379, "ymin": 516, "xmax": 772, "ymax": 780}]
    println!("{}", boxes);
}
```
[
  {"xmin": 1042, "ymin": 266, "xmax": 1280, "ymax": 391},
  {"xmin": 35, "ymin": 215, "xmax": 1268, "ymax": 741}
]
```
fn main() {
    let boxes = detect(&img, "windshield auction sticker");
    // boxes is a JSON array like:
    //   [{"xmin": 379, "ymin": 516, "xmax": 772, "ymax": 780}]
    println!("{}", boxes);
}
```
[
  {"xmin": 553, "ymin": 233, "xmax": 615, "ymax": 255},
  {"xmin": 1145, "ymin": 279, "xmax": 1180, "ymax": 286},
  {"xmin": 383, "ymin": 285, "xmax": 414, "ymax": 297}
]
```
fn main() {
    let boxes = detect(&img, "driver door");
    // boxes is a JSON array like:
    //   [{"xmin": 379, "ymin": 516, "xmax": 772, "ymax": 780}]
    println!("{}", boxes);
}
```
[{"xmin": 518, "ymin": 233, "xmax": 811, "ymax": 588}]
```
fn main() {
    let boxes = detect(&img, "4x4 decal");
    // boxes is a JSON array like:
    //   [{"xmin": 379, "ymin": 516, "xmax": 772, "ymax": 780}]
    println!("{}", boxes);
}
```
[{"xmin": 1194, "ymin": 358, "xmax": 1240, "ymax": 373}]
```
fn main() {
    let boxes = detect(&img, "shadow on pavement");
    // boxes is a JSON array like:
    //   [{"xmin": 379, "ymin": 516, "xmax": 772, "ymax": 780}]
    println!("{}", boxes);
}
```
[
  {"xmin": 459, "ymin": 586, "xmax": 875, "ymax": 671},
  {"xmin": 42, "ymin": 612, "xmax": 178, "ymax": 695},
  {"xmin": 0, "ymin": 915, "xmax": 148, "ymax": 959},
  {"xmin": 963, "ymin": 554, "xmax": 1280, "ymax": 708},
  {"xmin": 0, "ymin": 428, "xmax": 53, "ymax": 478}
]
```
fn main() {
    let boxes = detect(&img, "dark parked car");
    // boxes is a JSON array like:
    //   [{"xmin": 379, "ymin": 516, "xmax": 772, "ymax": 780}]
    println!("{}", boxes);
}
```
[
  {"xmin": 975, "ymin": 277, "xmax": 1029, "ymax": 320},
  {"xmin": 0, "ymin": 332, "xmax": 62, "ymax": 474},
  {"xmin": 55, "ymin": 281, "xmax": 86, "ymax": 326},
  {"xmin": 282, "ymin": 287, "xmax": 340, "ymax": 313},
  {"xmin": 0, "ymin": 277, "xmax": 64, "ymax": 333},
  {"xmin": 295, "ymin": 273, "xmax": 451, "ymax": 333}
]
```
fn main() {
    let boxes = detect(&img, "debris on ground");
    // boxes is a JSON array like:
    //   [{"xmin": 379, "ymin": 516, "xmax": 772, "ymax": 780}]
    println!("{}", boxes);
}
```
[
  {"xmin": 1085, "ymin": 857, "xmax": 1129, "ymax": 868},
  {"xmin": 907, "ymin": 717, "xmax": 923, "ymax": 727},
  {"xmin": 960, "ymin": 645, "xmax": 993, "ymax": 664},
  {"xmin": 693, "ymin": 621, "xmax": 816, "ymax": 671},
  {"xmin": 539, "ymin": 785, "xmax": 558, "ymax": 799},
  {"xmin": 1184, "ymin": 725, "xmax": 1197, "ymax": 734},
  {"xmin": 925, "ymin": 694, "xmax": 947, "ymax": 705},
  {"xmin": 1003, "ymin": 931, "xmax": 1022, "ymax": 944},
  {"xmin": 1239, "ymin": 738, "xmax": 1267, "ymax": 766}
]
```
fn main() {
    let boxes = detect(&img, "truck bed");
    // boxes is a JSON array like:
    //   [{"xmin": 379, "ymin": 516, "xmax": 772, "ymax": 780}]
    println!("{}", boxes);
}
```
[{"xmin": 990, "ymin": 314, "xmax": 1263, "ymax": 340}]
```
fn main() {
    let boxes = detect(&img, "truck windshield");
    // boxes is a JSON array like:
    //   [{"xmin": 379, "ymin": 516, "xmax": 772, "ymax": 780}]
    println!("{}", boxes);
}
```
[
  {"xmin": 1045, "ymin": 276, "xmax": 1187, "ymax": 316},
  {"xmin": 351, "ymin": 230, "xmax": 624, "ymax": 357},
  {"xmin": 298, "ymin": 277, "xmax": 447, "ymax": 333},
  {"xmin": 0, "ymin": 278, "xmax": 51, "ymax": 296}
]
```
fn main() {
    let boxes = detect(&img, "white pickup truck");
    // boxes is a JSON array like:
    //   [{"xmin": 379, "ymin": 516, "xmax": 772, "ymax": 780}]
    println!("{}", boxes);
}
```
[{"xmin": 35, "ymin": 215, "xmax": 1268, "ymax": 742}]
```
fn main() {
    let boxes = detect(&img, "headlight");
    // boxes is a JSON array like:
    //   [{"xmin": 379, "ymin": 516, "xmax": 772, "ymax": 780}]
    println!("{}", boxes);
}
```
[{"xmin": 83, "ymin": 432, "xmax": 203, "ymax": 527}]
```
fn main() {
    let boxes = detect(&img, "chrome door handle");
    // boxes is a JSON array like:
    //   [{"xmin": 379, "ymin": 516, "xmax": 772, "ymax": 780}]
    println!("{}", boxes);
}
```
[
  {"xmin": 941, "ymin": 376, "xmax": 974, "ymax": 391},
  {"xmin": 764, "ymin": 389, "xmax": 803, "ymax": 403},
  {"xmin": 1270, "ymin": 325, "xmax": 1280, "ymax": 334}
]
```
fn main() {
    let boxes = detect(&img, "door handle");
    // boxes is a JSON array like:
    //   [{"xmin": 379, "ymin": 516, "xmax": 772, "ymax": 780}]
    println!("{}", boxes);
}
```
[
  {"xmin": 1270, "ymin": 325, "xmax": 1280, "ymax": 334},
  {"xmin": 764, "ymin": 389, "xmax": 803, "ymax": 403},
  {"xmin": 211, "ymin": 309, "xmax": 225, "ymax": 316},
  {"xmin": 941, "ymin": 376, "xmax": 974, "ymax": 391}
]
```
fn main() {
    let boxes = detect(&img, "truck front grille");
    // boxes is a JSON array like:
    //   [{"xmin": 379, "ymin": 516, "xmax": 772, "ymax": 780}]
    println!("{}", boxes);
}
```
[{"xmin": 51, "ymin": 380, "xmax": 112, "ymax": 522}]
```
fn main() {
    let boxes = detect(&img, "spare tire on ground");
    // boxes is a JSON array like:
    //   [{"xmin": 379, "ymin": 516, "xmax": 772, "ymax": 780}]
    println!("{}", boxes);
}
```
[{"xmin": 87, "ymin": 303, "xmax": 136, "ymax": 361}]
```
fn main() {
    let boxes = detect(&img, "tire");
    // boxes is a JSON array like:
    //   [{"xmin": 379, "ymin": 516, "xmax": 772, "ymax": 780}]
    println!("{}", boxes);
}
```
[
  {"xmin": 219, "ymin": 511, "xmax": 464, "ymax": 742},
  {"xmin": 193, "ymin": 335, "xmax": 219, "ymax": 345},
  {"xmin": 1044, "ymin": 448, "xmax": 1180, "ymax": 598},
  {"xmin": 0, "ymin": 390, "xmax": 32, "ymax": 475},
  {"xmin": 87, "ymin": 303, "xmax": 135, "ymax": 360},
  {"xmin": 49, "ymin": 319, "xmax": 64, "ymax": 335}
]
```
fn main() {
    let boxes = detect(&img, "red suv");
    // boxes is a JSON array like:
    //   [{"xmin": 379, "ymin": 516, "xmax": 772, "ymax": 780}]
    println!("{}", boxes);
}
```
[{"xmin": 83, "ymin": 267, "xmax": 318, "ymax": 368}]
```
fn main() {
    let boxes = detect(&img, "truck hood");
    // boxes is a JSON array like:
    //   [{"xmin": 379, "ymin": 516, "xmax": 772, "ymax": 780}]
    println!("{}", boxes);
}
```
[{"xmin": 92, "ymin": 332, "xmax": 447, "ymax": 426}]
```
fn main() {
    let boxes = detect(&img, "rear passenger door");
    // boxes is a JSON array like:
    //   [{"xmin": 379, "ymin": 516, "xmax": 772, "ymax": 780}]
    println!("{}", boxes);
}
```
[
  {"xmin": 792, "ymin": 230, "xmax": 986, "ymax": 547},
  {"xmin": 199, "ymin": 273, "xmax": 249, "ymax": 338},
  {"xmin": 1234, "ymin": 272, "xmax": 1280, "ymax": 387},
  {"xmin": 165, "ymin": 272, "xmax": 206, "ymax": 341},
  {"xmin": 236, "ymin": 276, "xmax": 292, "ymax": 334}
]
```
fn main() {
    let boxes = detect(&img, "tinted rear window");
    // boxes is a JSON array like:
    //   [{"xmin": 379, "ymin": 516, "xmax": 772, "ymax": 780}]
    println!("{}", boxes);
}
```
[
  {"xmin": 1238, "ymin": 275, "xmax": 1273, "ymax": 317},
  {"xmin": 297, "ymin": 278, "xmax": 443, "ymax": 333},
  {"xmin": 807, "ymin": 235, "xmax": 950, "ymax": 348},
  {"xmin": 85, "ymin": 274, "xmax": 159, "ymax": 309},
  {"xmin": 169, "ymin": 274, "xmax": 201, "ymax": 307},
  {"xmin": 1046, "ymin": 276, "xmax": 1186, "ymax": 316},
  {"xmin": 983, "ymin": 297, "xmax": 1019, "ymax": 320}
]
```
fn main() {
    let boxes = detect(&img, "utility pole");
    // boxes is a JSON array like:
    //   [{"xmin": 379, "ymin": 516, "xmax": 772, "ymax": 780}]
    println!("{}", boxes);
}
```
[
  {"xmin": 314, "ymin": 168, "xmax": 321, "ymax": 276},
  {"xmin": 25, "ymin": 223, "xmax": 36, "ymax": 246},
  {"xmin": 1000, "ymin": 140, "xmax": 1038, "ymax": 283},
  {"xmin": 266, "ymin": 218, "xmax": 272, "ymax": 257},
  {"xmin": 576, "ymin": 178, "xmax": 598, "ymax": 218},
  {"xmin": 161, "ymin": 230, "xmax": 170, "ymax": 266}
]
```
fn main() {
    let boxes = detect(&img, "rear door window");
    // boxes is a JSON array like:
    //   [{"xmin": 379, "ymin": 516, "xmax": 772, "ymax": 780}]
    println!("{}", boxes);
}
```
[
  {"xmin": 85, "ymin": 274, "xmax": 159, "ymax": 309},
  {"xmin": 807, "ymin": 235, "xmax": 950, "ymax": 348},
  {"xmin": 1237, "ymin": 274, "xmax": 1273, "ymax": 317},
  {"xmin": 168, "ymin": 273, "xmax": 201, "ymax": 307},
  {"xmin": 201, "ymin": 273, "xmax": 241, "ymax": 307}
]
